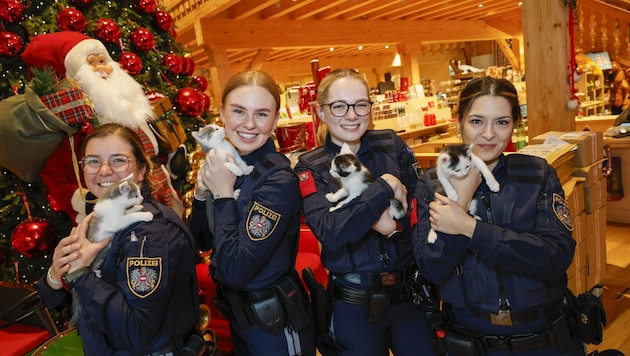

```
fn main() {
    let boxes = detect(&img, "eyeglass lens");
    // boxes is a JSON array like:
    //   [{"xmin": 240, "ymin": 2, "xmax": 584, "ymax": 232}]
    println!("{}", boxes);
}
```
[{"xmin": 82, "ymin": 155, "xmax": 131, "ymax": 173}]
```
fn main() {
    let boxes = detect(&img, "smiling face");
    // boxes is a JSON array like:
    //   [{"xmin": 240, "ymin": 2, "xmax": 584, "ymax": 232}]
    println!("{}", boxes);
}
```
[
  {"xmin": 317, "ymin": 77, "xmax": 371, "ymax": 149},
  {"xmin": 82, "ymin": 136, "xmax": 145, "ymax": 199},
  {"xmin": 459, "ymin": 95, "xmax": 514, "ymax": 169},
  {"xmin": 220, "ymin": 85, "xmax": 279, "ymax": 156}
]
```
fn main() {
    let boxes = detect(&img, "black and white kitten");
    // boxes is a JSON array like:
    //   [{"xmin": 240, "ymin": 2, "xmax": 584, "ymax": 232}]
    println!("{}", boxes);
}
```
[
  {"xmin": 192, "ymin": 124, "xmax": 254, "ymax": 200},
  {"xmin": 427, "ymin": 144, "xmax": 499, "ymax": 243},
  {"xmin": 326, "ymin": 143, "xmax": 406, "ymax": 220},
  {"xmin": 69, "ymin": 175, "xmax": 153, "ymax": 327}
]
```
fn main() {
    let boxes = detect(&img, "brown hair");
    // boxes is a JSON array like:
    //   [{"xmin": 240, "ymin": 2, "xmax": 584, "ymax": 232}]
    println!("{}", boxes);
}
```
[
  {"xmin": 316, "ymin": 68, "xmax": 369, "ymax": 105},
  {"xmin": 457, "ymin": 77, "xmax": 521, "ymax": 125},
  {"xmin": 81, "ymin": 123, "xmax": 153, "ymax": 184},
  {"xmin": 221, "ymin": 70, "xmax": 281, "ymax": 112}
]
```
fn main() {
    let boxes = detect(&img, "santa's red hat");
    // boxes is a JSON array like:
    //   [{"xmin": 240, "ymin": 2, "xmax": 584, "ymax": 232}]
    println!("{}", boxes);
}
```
[{"xmin": 21, "ymin": 31, "xmax": 112, "ymax": 78}]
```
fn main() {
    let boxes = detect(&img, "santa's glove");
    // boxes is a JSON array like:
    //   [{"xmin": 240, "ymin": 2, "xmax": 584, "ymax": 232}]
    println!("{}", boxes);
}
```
[
  {"xmin": 71, "ymin": 188, "xmax": 96, "ymax": 224},
  {"xmin": 166, "ymin": 144, "xmax": 187, "ymax": 180}
]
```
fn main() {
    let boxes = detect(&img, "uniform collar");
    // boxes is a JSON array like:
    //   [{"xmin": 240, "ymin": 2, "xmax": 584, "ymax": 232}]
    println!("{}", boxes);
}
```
[{"xmin": 241, "ymin": 139, "xmax": 277, "ymax": 165}]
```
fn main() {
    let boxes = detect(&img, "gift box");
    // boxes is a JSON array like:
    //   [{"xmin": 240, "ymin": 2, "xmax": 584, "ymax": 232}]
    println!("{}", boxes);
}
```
[
  {"xmin": 39, "ymin": 78, "xmax": 95, "ymax": 126},
  {"xmin": 530, "ymin": 131, "xmax": 604, "ymax": 167},
  {"xmin": 150, "ymin": 97, "xmax": 187, "ymax": 153}
]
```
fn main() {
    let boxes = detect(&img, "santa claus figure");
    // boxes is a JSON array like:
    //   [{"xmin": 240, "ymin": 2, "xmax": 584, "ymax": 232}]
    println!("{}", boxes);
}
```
[{"xmin": 21, "ymin": 31, "xmax": 184, "ymax": 222}]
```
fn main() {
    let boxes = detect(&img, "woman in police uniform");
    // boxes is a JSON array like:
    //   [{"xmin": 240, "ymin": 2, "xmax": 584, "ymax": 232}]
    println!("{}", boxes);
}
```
[
  {"xmin": 188, "ymin": 70, "xmax": 315, "ymax": 356},
  {"xmin": 294, "ymin": 68, "xmax": 435, "ymax": 356},
  {"xmin": 413, "ymin": 77, "xmax": 585, "ymax": 355},
  {"xmin": 37, "ymin": 123, "xmax": 200, "ymax": 355}
]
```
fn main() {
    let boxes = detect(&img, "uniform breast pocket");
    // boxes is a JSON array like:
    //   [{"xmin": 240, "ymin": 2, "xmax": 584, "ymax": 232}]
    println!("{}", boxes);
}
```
[{"xmin": 118, "ymin": 238, "xmax": 169, "ymax": 301}]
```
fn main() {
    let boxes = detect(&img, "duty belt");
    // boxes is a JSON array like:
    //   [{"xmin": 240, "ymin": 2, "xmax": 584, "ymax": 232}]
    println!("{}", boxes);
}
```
[
  {"xmin": 465, "ymin": 301, "xmax": 563, "ymax": 325},
  {"xmin": 332, "ymin": 282, "xmax": 411, "ymax": 305},
  {"xmin": 331, "ymin": 267, "xmax": 414, "ymax": 287}
]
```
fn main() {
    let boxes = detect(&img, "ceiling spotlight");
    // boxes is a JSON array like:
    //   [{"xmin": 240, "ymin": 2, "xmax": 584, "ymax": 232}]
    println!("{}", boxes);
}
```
[
  {"xmin": 329, "ymin": 47, "xmax": 334, "ymax": 52},
  {"xmin": 385, "ymin": 45, "xmax": 390, "ymax": 49},
  {"xmin": 358, "ymin": 46, "xmax": 363, "ymax": 50}
]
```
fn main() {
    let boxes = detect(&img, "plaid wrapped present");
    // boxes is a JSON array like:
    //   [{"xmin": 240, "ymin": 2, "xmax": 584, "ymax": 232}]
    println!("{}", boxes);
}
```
[
  {"xmin": 149, "ymin": 97, "xmax": 187, "ymax": 153},
  {"xmin": 39, "ymin": 86, "xmax": 95, "ymax": 126}
]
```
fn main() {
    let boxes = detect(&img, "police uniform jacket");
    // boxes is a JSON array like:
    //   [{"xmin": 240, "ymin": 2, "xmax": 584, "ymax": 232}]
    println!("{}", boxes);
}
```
[
  {"xmin": 188, "ymin": 139, "xmax": 302, "ymax": 291},
  {"xmin": 37, "ymin": 195, "xmax": 199, "ymax": 355},
  {"xmin": 294, "ymin": 130, "xmax": 420, "ymax": 276},
  {"xmin": 413, "ymin": 153, "xmax": 576, "ymax": 334}
]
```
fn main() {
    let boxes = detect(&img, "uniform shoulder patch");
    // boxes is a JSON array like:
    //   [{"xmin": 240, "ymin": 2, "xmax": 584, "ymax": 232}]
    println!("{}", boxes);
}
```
[
  {"xmin": 247, "ymin": 201, "xmax": 281, "ymax": 241},
  {"xmin": 126, "ymin": 257, "xmax": 162, "ymax": 298},
  {"xmin": 298, "ymin": 171, "xmax": 317, "ymax": 198},
  {"xmin": 552, "ymin": 193, "xmax": 573, "ymax": 231}
]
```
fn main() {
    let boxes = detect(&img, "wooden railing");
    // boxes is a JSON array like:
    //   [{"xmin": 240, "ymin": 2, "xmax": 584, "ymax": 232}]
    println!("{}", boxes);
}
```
[{"xmin": 577, "ymin": 2, "xmax": 630, "ymax": 62}]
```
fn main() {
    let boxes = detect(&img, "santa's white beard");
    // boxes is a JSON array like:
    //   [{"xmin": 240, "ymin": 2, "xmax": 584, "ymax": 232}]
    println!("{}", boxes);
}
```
[{"xmin": 73, "ymin": 62, "xmax": 155, "ymax": 129}]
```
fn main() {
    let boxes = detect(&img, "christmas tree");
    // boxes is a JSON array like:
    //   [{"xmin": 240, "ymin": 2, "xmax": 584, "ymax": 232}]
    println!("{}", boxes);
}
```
[{"xmin": 0, "ymin": 0, "xmax": 210, "ymax": 302}]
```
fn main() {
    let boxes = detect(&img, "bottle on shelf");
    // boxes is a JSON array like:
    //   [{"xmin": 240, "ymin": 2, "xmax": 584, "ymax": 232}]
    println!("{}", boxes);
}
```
[{"xmin": 516, "ymin": 122, "xmax": 527, "ymax": 150}]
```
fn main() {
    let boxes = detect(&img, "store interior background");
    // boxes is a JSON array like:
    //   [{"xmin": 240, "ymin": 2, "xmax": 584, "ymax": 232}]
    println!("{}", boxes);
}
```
[{"xmin": 160, "ymin": 0, "xmax": 630, "ymax": 353}]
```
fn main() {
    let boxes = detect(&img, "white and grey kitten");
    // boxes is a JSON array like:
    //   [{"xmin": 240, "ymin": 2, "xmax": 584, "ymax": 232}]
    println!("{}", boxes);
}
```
[
  {"xmin": 192, "ymin": 124, "xmax": 254, "ymax": 200},
  {"xmin": 427, "ymin": 144, "xmax": 499, "ymax": 243},
  {"xmin": 326, "ymin": 143, "xmax": 405, "ymax": 220},
  {"xmin": 69, "ymin": 175, "xmax": 153, "ymax": 327}
]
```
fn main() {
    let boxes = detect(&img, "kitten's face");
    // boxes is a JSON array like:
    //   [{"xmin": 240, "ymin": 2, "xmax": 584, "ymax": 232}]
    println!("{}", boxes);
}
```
[
  {"xmin": 192, "ymin": 124, "xmax": 226, "ymax": 151},
  {"xmin": 102, "ymin": 178, "xmax": 144, "ymax": 207},
  {"xmin": 439, "ymin": 145, "xmax": 472, "ymax": 178},
  {"xmin": 330, "ymin": 153, "xmax": 360, "ymax": 179}
]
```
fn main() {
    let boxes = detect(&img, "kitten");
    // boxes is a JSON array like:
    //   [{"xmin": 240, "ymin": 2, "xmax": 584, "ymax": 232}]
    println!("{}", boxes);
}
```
[
  {"xmin": 69, "ymin": 175, "xmax": 153, "ymax": 327},
  {"xmin": 192, "ymin": 124, "xmax": 254, "ymax": 200},
  {"xmin": 427, "ymin": 144, "xmax": 500, "ymax": 243},
  {"xmin": 326, "ymin": 143, "xmax": 405, "ymax": 220}
]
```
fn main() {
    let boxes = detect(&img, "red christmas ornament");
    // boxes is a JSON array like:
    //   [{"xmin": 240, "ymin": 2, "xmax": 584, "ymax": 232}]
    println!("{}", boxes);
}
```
[
  {"xmin": 72, "ymin": 0, "xmax": 94, "ymax": 7},
  {"xmin": 0, "ymin": 31, "xmax": 24, "ymax": 58},
  {"xmin": 200, "ymin": 92, "xmax": 211, "ymax": 112},
  {"xmin": 154, "ymin": 10, "xmax": 173, "ymax": 32},
  {"xmin": 57, "ymin": 7, "xmax": 88, "ymax": 32},
  {"xmin": 95, "ymin": 18, "xmax": 122, "ymax": 43},
  {"xmin": 163, "ymin": 53, "xmax": 183, "ymax": 74},
  {"xmin": 119, "ymin": 51, "xmax": 143, "ymax": 75},
  {"xmin": 183, "ymin": 58, "xmax": 196, "ymax": 76},
  {"xmin": 0, "ymin": 0, "xmax": 25, "ymax": 23},
  {"xmin": 191, "ymin": 75, "xmax": 209, "ymax": 92},
  {"xmin": 131, "ymin": 27, "xmax": 155, "ymax": 51},
  {"xmin": 174, "ymin": 88, "xmax": 203, "ymax": 116},
  {"xmin": 135, "ymin": 0, "xmax": 158, "ymax": 14},
  {"xmin": 11, "ymin": 193, "xmax": 57, "ymax": 258}
]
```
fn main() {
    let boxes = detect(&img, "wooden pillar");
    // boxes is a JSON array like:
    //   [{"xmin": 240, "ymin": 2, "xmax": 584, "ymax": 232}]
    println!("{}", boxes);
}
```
[
  {"xmin": 397, "ymin": 43, "xmax": 421, "ymax": 86},
  {"xmin": 206, "ymin": 47, "xmax": 230, "ymax": 108},
  {"xmin": 523, "ymin": 0, "xmax": 575, "ymax": 137}
]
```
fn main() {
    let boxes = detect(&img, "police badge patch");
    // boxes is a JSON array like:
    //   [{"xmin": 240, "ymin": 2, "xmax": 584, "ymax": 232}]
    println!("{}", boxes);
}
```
[
  {"xmin": 552, "ymin": 193, "xmax": 573, "ymax": 231},
  {"xmin": 247, "ymin": 201, "xmax": 281, "ymax": 241},
  {"xmin": 126, "ymin": 257, "xmax": 162, "ymax": 298}
]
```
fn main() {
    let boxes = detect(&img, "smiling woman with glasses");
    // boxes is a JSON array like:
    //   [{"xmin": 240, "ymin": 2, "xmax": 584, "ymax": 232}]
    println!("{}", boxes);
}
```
[
  {"xmin": 36, "ymin": 123, "xmax": 200, "ymax": 356},
  {"xmin": 294, "ymin": 68, "xmax": 435, "ymax": 355}
]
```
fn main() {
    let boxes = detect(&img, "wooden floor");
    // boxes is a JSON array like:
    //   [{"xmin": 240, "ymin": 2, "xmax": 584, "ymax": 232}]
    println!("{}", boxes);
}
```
[{"xmin": 586, "ymin": 222, "xmax": 630, "ymax": 355}]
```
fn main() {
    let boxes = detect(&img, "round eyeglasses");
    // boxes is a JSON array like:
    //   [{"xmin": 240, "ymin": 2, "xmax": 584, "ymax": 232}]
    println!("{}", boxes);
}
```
[
  {"xmin": 80, "ymin": 155, "xmax": 134, "ymax": 174},
  {"xmin": 323, "ymin": 100, "xmax": 373, "ymax": 117}
]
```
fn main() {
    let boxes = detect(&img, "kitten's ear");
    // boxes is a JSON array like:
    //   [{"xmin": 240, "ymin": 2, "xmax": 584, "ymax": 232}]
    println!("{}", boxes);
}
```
[
  {"xmin": 118, "ymin": 180, "xmax": 131, "ymax": 194},
  {"xmin": 340, "ymin": 142, "xmax": 352, "ymax": 154},
  {"xmin": 191, "ymin": 131, "xmax": 200, "ymax": 140},
  {"xmin": 124, "ymin": 173, "xmax": 134, "ymax": 182}
]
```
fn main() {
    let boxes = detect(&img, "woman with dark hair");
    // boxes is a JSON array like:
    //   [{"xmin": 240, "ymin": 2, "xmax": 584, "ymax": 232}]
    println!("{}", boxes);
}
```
[
  {"xmin": 188, "ymin": 70, "xmax": 315, "ymax": 355},
  {"xmin": 413, "ymin": 77, "xmax": 584, "ymax": 355},
  {"xmin": 37, "ymin": 123, "xmax": 200, "ymax": 355}
]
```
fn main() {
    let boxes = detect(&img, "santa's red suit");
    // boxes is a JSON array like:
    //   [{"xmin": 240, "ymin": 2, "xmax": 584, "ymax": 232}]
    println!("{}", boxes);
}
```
[{"xmin": 21, "ymin": 32, "xmax": 183, "ymax": 223}]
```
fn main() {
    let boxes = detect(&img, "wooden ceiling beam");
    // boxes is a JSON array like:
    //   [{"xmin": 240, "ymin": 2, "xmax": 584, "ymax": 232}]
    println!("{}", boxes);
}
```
[{"xmin": 196, "ymin": 19, "xmax": 511, "ymax": 49}]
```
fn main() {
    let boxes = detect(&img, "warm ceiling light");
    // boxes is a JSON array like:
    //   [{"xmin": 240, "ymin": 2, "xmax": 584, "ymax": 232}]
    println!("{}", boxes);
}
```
[
  {"xmin": 358, "ymin": 45, "xmax": 363, "ymax": 50},
  {"xmin": 329, "ymin": 47, "xmax": 334, "ymax": 51},
  {"xmin": 478, "ymin": 3, "xmax": 483, "ymax": 7},
  {"xmin": 392, "ymin": 53, "xmax": 401, "ymax": 67},
  {"xmin": 385, "ymin": 45, "xmax": 390, "ymax": 49}
]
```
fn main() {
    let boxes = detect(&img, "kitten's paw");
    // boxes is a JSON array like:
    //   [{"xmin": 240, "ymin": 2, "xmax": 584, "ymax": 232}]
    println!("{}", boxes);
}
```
[
  {"xmin": 233, "ymin": 189, "xmax": 241, "ymax": 200},
  {"xmin": 488, "ymin": 181, "xmax": 500, "ymax": 192},
  {"xmin": 243, "ymin": 165, "xmax": 254, "ymax": 175},
  {"xmin": 325, "ymin": 192, "xmax": 336, "ymax": 203},
  {"xmin": 427, "ymin": 229, "xmax": 437, "ymax": 244},
  {"xmin": 388, "ymin": 199, "xmax": 406, "ymax": 219},
  {"xmin": 225, "ymin": 163, "xmax": 244, "ymax": 176},
  {"xmin": 139, "ymin": 212, "xmax": 154, "ymax": 221}
]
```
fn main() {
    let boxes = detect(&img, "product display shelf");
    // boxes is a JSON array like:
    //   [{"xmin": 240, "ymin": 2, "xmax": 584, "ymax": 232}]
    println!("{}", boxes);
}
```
[{"xmin": 577, "ymin": 71, "xmax": 606, "ymax": 117}]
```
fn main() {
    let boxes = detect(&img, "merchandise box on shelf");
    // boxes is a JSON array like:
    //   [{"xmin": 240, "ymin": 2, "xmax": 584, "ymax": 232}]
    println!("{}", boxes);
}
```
[
  {"xmin": 583, "ymin": 176, "xmax": 607, "ymax": 214},
  {"xmin": 567, "ymin": 239, "xmax": 587, "ymax": 294},
  {"xmin": 568, "ymin": 266, "xmax": 587, "ymax": 296},
  {"xmin": 585, "ymin": 205, "xmax": 607, "ymax": 290},
  {"xmin": 563, "ymin": 177, "xmax": 586, "ymax": 219},
  {"xmin": 530, "ymin": 131, "xmax": 604, "ymax": 167}
]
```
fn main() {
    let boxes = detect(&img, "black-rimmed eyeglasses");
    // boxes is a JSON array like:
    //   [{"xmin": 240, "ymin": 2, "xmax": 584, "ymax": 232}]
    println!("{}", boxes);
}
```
[
  {"xmin": 323, "ymin": 100, "xmax": 373, "ymax": 117},
  {"xmin": 80, "ymin": 155, "xmax": 134, "ymax": 174}
]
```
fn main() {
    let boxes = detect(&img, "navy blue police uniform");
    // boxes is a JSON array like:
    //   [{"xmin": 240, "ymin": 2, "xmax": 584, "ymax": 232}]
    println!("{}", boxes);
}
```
[
  {"xmin": 37, "ymin": 194, "xmax": 200, "ymax": 355},
  {"xmin": 188, "ymin": 139, "xmax": 316, "ymax": 356},
  {"xmin": 413, "ymin": 153, "xmax": 585, "ymax": 355},
  {"xmin": 294, "ymin": 130, "xmax": 436, "ymax": 356}
]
